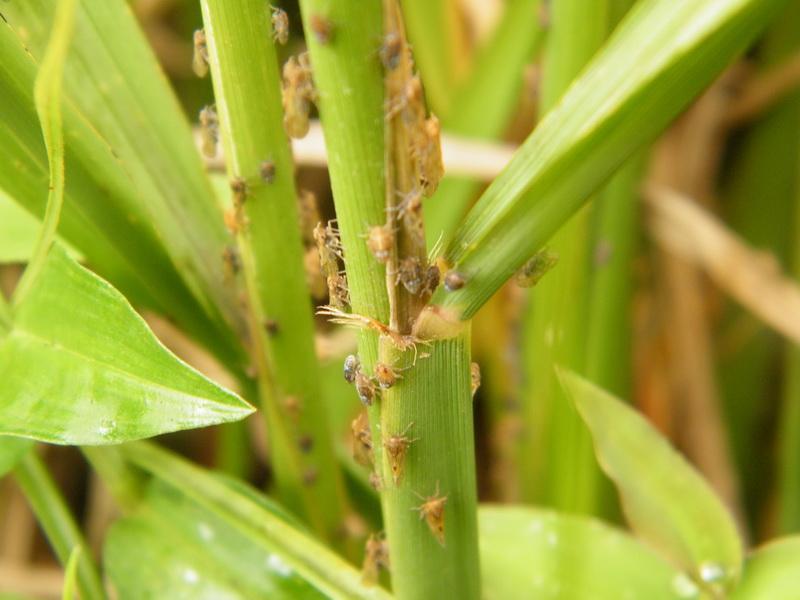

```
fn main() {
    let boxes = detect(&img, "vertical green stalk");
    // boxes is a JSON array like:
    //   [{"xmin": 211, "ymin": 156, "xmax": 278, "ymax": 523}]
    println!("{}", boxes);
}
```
[
  {"xmin": 14, "ymin": 452, "xmax": 105, "ymax": 600},
  {"xmin": 380, "ymin": 321, "xmax": 480, "ymax": 599},
  {"xmin": 518, "ymin": 0, "xmax": 609, "ymax": 512},
  {"xmin": 297, "ymin": 0, "xmax": 389, "ymax": 488},
  {"xmin": 199, "ymin": 0, "xmax": 351, "ymax": 547}
]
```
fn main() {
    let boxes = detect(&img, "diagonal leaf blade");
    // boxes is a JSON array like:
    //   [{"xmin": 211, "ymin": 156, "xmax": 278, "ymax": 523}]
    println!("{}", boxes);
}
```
[
  {"xmin": 0, "ymin": 246, "xmax": 253, "ymax": 445},
  {"xmin": 436, "ymin": 0, "xmax": 789, "ymax": 319},
  {"xmin": 558, "ymin": 370, "xmax": 743, "ymax": 594}
]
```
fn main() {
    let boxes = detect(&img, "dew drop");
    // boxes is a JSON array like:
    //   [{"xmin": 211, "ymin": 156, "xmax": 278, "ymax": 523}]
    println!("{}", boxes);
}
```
[
  {"xmin": 671, "ymin": 573, "xmax": 699, "ymax": 598},
  {"xmin": 198, "ymin": 522, "xmax": 215, "ymax": 541},
  {"xmin": 183, "ymin": 567, "xmax": 199, "ymax": 584},
  {"xmin": 266, "ymin": 553, "xmax": 292, "ymax": 577},
  {"xmin": 699, "ymin": 562, "xmax": 726, "ymax": 584}
]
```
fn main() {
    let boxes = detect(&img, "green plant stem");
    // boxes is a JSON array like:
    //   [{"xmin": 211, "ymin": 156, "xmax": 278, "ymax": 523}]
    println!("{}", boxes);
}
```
[
  {"xmin": 398, "ymin": 0, "xmax": 467, "ymax": 119},
  {"xmin": 517, "ymin": 0, "xmax": 608, "ymax": 512},
  {"xmin": 14, "ymin": 452, "xmax": 105, "ymax": 600},
  {"xmin": 379, "ymin": 326, "xmax": 480, "ymax": 599},
  {"xmin": 297, "ymin": 0, "xmax": 389, "ymax": 495},
  {"xmin": 425, "ymin": 0, "xmax": 545, "ymax": 246},
  {"xmin": 584, "ymin": 156, "xmax": 643, "ymax": 397},
  {"xmin": 200, "ymin": 0, "xmax": 351, "ymax": 547}
]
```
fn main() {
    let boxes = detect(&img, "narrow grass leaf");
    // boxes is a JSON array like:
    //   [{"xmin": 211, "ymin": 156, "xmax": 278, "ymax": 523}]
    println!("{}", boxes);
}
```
[
  {"xmin": 730, "ymin": 537, "xmax": 800, "ymax": 599},
  {"xmin": 479, "ymin": 506, "xmax": 689, "ymax": 599},
  {"xmin": 0, "ymin": 246, "xmax": 253, "ymax": 445},
  {"xmin": 62, "ymin": 546, "xmax": 81, "ymax": 600},
  {"xmin": 0, "ymin": 436, "xmax": 33, "ymax": 477},
  {"xmin": 558, "ymin": 370, "xmax": 743, "ymax": 593},
  {"xmin": 438, "ymin": 0, "xmax": 788, "ymax": 319},
  {"xmin": 12, "ymin": 0, "xmax": 75, "ymax": 305}
]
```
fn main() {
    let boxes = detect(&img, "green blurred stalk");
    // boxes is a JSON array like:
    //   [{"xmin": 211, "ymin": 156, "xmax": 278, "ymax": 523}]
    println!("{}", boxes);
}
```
[
  {"xmin": 200, "ymin": 0, "xmax": 352, "ymax": 548},
  {"xmin": 14, "ymin": 452, "xmax": 105, "ymax": 600},
  {"xmin": 518, "ymin": 0, "xmax": 609, "ymax": 512},
  {"xmin": 399, "ymin": 0, "xmax": 467, "ymax": 119},
  {"xmin": 424, "ymin": 0, "xmax": 546, "ymax": 245},
  {"xmin": 717, "ymin": 0, "xmax": 800, "ymax": 534}
]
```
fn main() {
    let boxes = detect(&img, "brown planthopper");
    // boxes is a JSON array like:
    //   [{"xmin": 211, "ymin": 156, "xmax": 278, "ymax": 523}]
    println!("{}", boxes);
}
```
[
  {"xmin": 192, "ymin": 29, "xmax": 209, "ymax": 78},
  {"xmin": 414, "ymin": 115, "xmax": 445, "ymax": 196},
  {"xmin": 383, "ymin": 422, "xmax": 416, "ymax": 485},
  {"xmin": 413, "ymin": 482, "xmax": 447, "ymax": 546},
  {"xmin": 351, "ymin": 411, "xmax": 373, "ymax": 467},
  {"xmin": 443, "ymin": 270, "xmax": 466, "ymax": 291},
  {"xmin": 309, "ymin": 13, "xmax": 334, "ymax": 44},
  {"xmin": 221, "ymin": 245, "xmax": 241, "ymax": 278},
  {"xmin": 362, "ymin": 533, "xmax": 390, "ymax": 586},
  {"xmin": 397, "ymin": 256, "xmax": 424, "ymax": 295},
  {"xmin": 354, "ymin": 371, "xmax": 377, "ymax": 407},
  {"xmin": 366, "ymin": 224, "xmax": 394, "ymax": 264},
  {"xmin": 198, "ymin": 105, "xmax": 218, "ymax": 158},
  {"xmin": 470, "ymin": 362, "xmax": 481, "ymax": 398},
  {"xmin": 281, "ymin": 53, "xmax": 316, "ymax": 138},
  {"xmin": 515, "ymin": 248, "xmax": 559, "ymax": 288},
  {"xmin": 271, "ymin": 6, "xmax": 289, "ymax": 45},
  {"xmin": 373, "ymin": 362, "xmax": 405, "ymax": 389},
  {"xmin": 379, "ymin": 32, "xmax": 403, "ymax": 71}
]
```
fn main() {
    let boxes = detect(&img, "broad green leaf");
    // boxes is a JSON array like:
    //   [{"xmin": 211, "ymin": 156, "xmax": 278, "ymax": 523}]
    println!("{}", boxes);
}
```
[
  {"xmin": 730, "ymin": 537, "xmax": 800, "ymax": 599},
  {"xmin": 479, "ymin": 506, "xmax": 693, "ymax": 599},
  {"xmin": 105, "ymin": 480, "xmax": 324, "ymax": 600},
  {"xmin": 0, "ymin": 436, "xmax": 33, "ymax": 477},
  {"xmin": 0, "ymin": 245, "xmax": 253, "ymax": 445},
  {"xmin": 120, "ymin": 441, "xmax": 391, "ymax": 600},
  {"xmin": 0, "ymin": 192, "xmax": 44, "ymax": 264},
  {"xmin": 437, "ymin": 0, "xmax": 788, "ymax": 319},
  {"xmin": 0, "ymin": 192, "xmax": 81, "ymax": 264},
  {"xmin": 0, "ymin": 2, "xmax": 247, "ymax": 369},
  {"xmin": 559, "ymin": 370, "xmax": 743, "ymax": 594}
]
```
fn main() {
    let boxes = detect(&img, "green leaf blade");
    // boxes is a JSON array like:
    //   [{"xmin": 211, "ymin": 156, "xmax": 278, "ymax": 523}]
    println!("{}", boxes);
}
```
[
  {"xmin": 1, "ymin": 247, "xmax": 252, "ymax": 445},
  {"xmin": 438, "ymin": 0, "xmax": 788, "ymax": 319},
  {"xmin": 731, "ymin": 537, "xmax": 800, "ymax": 599},
  {"xmin": 558, "ymin": 370, "xmax": 743, "ymax": 593},
  {"xmin": 479, "ymin": 506, "xmax": 691, "ymax": 600}
]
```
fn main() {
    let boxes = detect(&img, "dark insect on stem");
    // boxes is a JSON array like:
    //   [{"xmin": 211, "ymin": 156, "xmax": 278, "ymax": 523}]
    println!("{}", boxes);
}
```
[
  {"xmin": 515, "ymin": 248, "xmax": 559, "ymax": 288},
  {"xmin": 379, "ymin": 32, "xmax": 402, "ymax": 71},
  {"xmin": 198, "ymin": 105, "xmax": 218, "ymax": 158},
  {"xmin": 397, "ymin": 256, "xmax": 424, "ymax": 295},
  {"xmin": 443, "ymin": 270, "xmax": 466, "ymax": 291},
  {"xmin": 221, "ymin": 245, "xmax": 241, "ymax": 277},
  {"xmin": 260, "ymin": 160, "xmax": 276, "ymax": 184},
  {"xmin": 355, "ymin": 371, "xmax": 377, "ymax": 406},
  {"xmin": 343, "ymin": 354, "xmax": 361, "ymax": 383}
]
